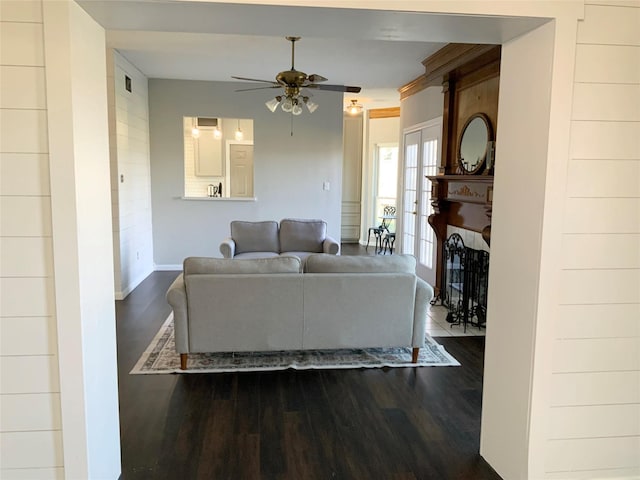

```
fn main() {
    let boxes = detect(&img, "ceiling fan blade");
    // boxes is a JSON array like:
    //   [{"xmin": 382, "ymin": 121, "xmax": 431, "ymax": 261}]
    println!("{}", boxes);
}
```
[
  {"xmin": 308, "ymin": 84, "xmax": 362, "ymax": 93},
  {"xmin": 235, "ymin": 86, "xmax": 282, "ymax": 92},
  {"xmin": 231, "ymin": 76, "xmax": 278, "ymax": 85},
  {"xmin": 307, "ymin": 74, "xmax": 328, "ymax": 83}
]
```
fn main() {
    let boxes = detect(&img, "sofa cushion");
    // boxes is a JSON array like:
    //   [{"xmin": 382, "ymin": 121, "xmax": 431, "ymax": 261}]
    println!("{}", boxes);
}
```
[
  {"xmin": 184, "ymin": 256, "xmax": 301, "ymax": 275},
  {"xmin": 231, "ymin": 220, "xmax": 279, "ymax": 255},
  {"xmin": 233, "ymin": 251, "xmax": 281, "ymax": 260},
  {"xmin": 279, "ymin": 218, "xmax": 326, "ymax": 253},
  {"xmin": 304, "ymin": 254, "xmax": 417, "ymax": 274}
]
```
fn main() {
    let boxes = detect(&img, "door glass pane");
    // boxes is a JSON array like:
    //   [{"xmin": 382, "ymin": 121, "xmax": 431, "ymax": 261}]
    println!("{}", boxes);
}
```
[
  {"xmin": 402, "ymin": 139, "xmax": 419, "ymax": 256},
  {"xmin": 375, "ymin": 145, "xmax": 398, "ymax": 230},
  {"xmin": 419, "ymin": 138, "xmax": 438, "ymax": 268}
]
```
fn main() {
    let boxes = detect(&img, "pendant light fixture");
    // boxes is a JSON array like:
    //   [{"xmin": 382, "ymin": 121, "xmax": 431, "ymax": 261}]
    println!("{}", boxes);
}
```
[
  {"xmin": 235, "ymin": 119, "xmax": 243, "ymax": 141},
  {"xmin": 346, "ymin": 99, "xmax": 363, "ymax": 115}
]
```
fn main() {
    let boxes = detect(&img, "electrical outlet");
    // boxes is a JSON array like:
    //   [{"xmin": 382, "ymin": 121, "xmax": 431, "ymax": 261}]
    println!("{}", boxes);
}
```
[{"xmin": 323, "ymin": 181, "xmax": 330, "ymax": 191}]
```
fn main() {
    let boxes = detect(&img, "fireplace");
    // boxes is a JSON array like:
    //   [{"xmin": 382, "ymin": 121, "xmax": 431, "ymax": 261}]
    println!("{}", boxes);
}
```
[{"xmin": 438, "ymin": 232, "xmax": 490, "ymax": 332}]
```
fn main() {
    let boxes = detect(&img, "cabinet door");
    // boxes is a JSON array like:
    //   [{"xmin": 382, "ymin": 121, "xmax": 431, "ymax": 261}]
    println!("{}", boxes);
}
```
[
  {"xmin": 194, "ymin": 129, "xmax": 223, "ymax": 176},
  {"xmin": 229, "ymin": 144, "xmax": 254, "ymax": 197}
]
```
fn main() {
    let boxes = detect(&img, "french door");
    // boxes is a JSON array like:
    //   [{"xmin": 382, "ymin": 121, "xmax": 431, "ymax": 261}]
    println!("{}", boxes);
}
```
[{"xmin": 400, "ymin": 119, "xmax": 442, "ymax": 286}]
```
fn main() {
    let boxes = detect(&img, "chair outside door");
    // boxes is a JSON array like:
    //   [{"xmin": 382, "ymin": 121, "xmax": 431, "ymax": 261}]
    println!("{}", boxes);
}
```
[{"xmin": 366, "ymin": 205, "xmax": 396, "ymax": 253}]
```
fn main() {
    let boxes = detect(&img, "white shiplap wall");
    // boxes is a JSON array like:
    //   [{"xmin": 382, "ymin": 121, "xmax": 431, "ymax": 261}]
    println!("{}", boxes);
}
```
[
  {"xmin": 108, "ymin": 51, "xmax": 154, "ymax": 299},
  {"xmin": 0, "ymin": 1, "xmax": 64, "ymax": 478},
  {"xmin": 546, "ymin": 2, "xmax": 640, "ymax": 478}
]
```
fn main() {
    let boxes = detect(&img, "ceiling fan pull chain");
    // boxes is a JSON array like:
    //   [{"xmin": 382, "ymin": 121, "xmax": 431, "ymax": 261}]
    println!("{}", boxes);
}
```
[{"xmin": 290, "ymin": 112, "xmax": 294, "ymax": 136}]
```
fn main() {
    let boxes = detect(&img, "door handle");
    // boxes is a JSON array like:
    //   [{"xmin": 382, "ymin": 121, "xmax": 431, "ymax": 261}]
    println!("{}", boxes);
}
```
[{"xmin": 412, "ymin": 211, "xmax": 417, "ymax": 215}]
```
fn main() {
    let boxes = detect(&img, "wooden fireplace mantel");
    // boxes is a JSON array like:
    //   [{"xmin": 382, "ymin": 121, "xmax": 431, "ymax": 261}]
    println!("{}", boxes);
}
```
[
  {"xmin": 427, "ymin": 174, "xmax": 493, "ymax": 298},
  {"xmin": 427, "ymin": 174, "xmax": 493, "ymax": 243}
]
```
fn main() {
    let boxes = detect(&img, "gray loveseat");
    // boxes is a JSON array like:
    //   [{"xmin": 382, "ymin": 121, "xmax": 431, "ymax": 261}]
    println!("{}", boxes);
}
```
[
  {"xmin": 166, "ymin": 254, "xmax": 434, "ymax": 369},
  {"xmin": 219, "ymin": 218, "xmax": 340, "ymax": 262}
]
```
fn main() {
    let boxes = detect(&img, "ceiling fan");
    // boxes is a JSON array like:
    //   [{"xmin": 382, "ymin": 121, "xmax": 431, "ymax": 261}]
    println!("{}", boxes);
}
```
[{"xmin": 232, "ymin": 36, "xmax": 362, "ymax": 115}]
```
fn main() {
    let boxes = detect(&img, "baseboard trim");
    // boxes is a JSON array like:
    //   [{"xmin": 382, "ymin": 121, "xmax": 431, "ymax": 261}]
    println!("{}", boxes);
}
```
[
  {"xmin": 115, "ymin": 269, "xmax": 154, "ymax": 300},
  {"xmin": 154, "ymin": 264, "xmax": 182, "ymax": 271}
]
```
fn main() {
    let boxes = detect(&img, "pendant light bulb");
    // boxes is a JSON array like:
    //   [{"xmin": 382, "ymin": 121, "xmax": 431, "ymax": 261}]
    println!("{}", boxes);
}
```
[
  {"xmin": 266, "ymin": 96, "xmax": 282, "ymax": 112},
  {"xmin": 235, "ymin": 119, "xmax": 243, "ymax": 141},
  {"xmin": 304, "ymin": 98, "xmax": 318, "ymax": 113},
  {"xmin": 281, "ymin": 96, "xmax": 294, "ymax": 113}
]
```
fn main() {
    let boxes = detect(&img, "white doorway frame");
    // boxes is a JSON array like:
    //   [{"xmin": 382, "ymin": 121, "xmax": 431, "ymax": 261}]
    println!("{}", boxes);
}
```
[{"xmin": 45, "ymin": 4, "xmax": 581, "ymax": 479}]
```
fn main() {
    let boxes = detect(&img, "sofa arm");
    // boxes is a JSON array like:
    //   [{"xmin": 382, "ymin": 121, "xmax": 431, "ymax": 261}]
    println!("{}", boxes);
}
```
[
  {"xmin": 219, "ymin": 237, "xmax": 236, "ymax": 258},
  {"xmin": 412, "ymin": 277, "xmax": 434, "ymax": 347},
  {"xmin": 322, "ymin": 236, "xmax": 340, "ymax": 255},
  {"xmin": 166, "ymin": 274, "xmax": 189, "ymax": 353}
]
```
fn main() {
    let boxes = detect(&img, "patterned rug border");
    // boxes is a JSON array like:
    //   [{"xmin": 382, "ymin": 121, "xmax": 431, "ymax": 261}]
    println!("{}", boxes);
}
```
[{"xmin": 131, "ymin": 314, "xmax": 460, "ymax": 374}]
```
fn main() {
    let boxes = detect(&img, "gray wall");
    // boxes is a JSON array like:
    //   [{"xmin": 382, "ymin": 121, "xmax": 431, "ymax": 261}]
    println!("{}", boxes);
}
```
[
  {"xmin": 400, "ymin": 86, "xmax": 444, "ymax": 129},
  {"xmin": 149, "ymin": 79, "xmax": 344, "ymax": 266}
]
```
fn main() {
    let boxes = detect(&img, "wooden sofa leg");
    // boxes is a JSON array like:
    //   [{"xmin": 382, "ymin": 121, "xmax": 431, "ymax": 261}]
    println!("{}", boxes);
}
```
[
  {"xmin": 412, "ymin": 347, "xmax": 419, "ymax": 363},
  {"xmin": 180, "ymin": 353, "xmax": 188, "ymax": 370}
]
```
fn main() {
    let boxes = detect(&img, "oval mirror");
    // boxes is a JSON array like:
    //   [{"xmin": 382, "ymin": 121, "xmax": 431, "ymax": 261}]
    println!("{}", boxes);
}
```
[{"xmin": 458, "ymin": 113, "xmax": 492, "ymax": 174}]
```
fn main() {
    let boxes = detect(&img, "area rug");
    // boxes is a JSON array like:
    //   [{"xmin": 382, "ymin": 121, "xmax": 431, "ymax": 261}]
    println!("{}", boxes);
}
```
[{"xmin": 130, "ymin": 314, "xmax": 460, "ymax": 374}]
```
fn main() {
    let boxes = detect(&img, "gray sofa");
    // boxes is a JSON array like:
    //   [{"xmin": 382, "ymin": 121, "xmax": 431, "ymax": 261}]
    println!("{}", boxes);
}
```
[
  {"xmin": 219, "ymin": 218, "xmax": 340, "ymax": 261},
  {"xmin": 166, "ymin": 254, "xmax": 434, "ymax": 369}
]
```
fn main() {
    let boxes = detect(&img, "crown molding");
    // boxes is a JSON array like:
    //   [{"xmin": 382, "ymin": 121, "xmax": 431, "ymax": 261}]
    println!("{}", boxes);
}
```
[
  {"xmin": 369, "ymin": 107, "xmax": 400, "ymax": 119},
  {"xmin": 399, "ymin": 43, "xmax": 501, "ymax": 100}
]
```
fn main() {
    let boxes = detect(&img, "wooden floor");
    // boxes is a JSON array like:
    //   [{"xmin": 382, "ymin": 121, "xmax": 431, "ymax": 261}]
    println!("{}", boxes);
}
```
[{"xmin": 116, "ymin": 245, "xmax": 502, "ymax": 479}]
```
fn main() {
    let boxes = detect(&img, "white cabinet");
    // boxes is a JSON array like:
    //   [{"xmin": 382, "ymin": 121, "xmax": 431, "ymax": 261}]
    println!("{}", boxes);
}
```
[{"xmin": 194, "ymin": 128, "xmax": 223, "ymax": 177}]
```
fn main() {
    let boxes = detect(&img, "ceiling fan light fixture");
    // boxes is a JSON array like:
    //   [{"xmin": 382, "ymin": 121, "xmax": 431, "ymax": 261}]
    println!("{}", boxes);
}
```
[
  {"xmin": 233, "ymin": 37, "xmax": 361, "ymax": 127},
  {"xmin": 265, "ymin": 96, "xmax": 282, "ymax": 113},
  {"xmin": 303, "ymin": 97, "xmax": 318, "ymax": 113},
  {"xmin": 281, "ymin": 96, "xmax": 294, "ymax": 113}
]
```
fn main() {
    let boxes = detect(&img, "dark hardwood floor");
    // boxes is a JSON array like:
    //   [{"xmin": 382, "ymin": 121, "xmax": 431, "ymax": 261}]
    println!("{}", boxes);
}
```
[{"xmin": 116, "ymin": 245, "xmax": 501, "ymax": 479}]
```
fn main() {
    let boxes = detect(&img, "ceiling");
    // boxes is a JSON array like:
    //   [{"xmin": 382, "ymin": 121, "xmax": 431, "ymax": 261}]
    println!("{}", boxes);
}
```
[{"xmin": 77, "ymin": 1, "xmax": 548, "ymax": 110}]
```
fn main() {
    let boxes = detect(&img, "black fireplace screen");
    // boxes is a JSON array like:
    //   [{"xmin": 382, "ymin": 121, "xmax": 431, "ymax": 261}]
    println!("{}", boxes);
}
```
[{"xmin": 437, "ymin": 233, "xmax": 489, "ymax": 332}]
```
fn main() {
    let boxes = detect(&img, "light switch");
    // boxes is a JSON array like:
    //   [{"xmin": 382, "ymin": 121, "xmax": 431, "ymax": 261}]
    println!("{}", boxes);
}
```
[{"xmin": 323, "ymin": 181, "xmax": 330, "ymax": 191}]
